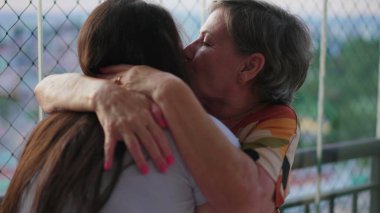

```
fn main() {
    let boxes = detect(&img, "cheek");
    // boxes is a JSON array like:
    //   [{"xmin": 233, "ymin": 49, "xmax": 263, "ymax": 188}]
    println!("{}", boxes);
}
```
[
  {"xmin": 196, "ymin": 57, "xmax": 234, "ymax": 84},
  {"xmin": 204, "ymin": 69, "xmax": 232, "ymax": 91},
  {"xmin": 193, "ymin": 69, "xmax": 218, "ymax": 93},
  {"xmin": 192, "ymin": 50, "xmax": 239, "ymax": 86}
]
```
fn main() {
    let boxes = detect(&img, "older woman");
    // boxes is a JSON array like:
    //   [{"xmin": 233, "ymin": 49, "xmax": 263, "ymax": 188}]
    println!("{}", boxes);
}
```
[{"xmin": 35, "ymin": 0, "xmax": 312, "ymax": 212}]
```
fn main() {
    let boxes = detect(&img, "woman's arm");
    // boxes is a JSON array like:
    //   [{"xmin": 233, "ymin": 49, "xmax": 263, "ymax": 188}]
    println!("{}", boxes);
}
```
[
  {"xmin": 34, "ymin": 73, "xmax": 102, "ymax": 112},
  {"xmin": 114, "ymin": 65, "xmax": 276, "ymax": 212},
  {"xmin": 34, "ymin": 73, "xmax": 172, "ymax": 173},
  {"xmin": 196, "ymin": 204, "xmax": 215, "ymax": 213},
  {"xmin": 152, "ymin": 77, "xmax": 275, "ymax": 212}
]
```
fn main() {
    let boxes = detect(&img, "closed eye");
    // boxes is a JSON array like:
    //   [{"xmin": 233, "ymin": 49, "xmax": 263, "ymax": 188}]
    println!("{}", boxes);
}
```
[{"xmin": 202, "ymin": 41, "xmax": 211, "ymax": 47}]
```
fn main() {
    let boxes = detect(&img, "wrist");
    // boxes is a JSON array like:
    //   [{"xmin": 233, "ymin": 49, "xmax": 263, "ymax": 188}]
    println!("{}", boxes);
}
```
[
  {"xmin": 117, "ymin": 65, "xmax": 176, "ymax": 95},
  {"xmin": 153, "ymin": 75, "xmax": 194, "ymax": 107},
  {"xmin": 91, "ymin": 80, "xmax": 117, "ymax": 112}
]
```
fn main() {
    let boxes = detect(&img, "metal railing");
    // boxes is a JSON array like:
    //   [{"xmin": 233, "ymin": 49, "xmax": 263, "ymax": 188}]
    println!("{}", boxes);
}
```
[
  {"xmin": 1, "ymin": 1, "xmax": 379, "ymax": 212},
  {"xmin": 282, "ymin": 138, "xmax": 380, "ymax": 212},
  {"xmin": 1, "ymin": 138, "xmax": 379, "ymax": 212}
]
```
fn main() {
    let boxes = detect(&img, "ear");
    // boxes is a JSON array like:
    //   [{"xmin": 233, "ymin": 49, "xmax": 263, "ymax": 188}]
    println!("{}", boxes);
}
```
[{"xmin": 238, "ymin": 53, "xmax": 265, "ymax": 84}]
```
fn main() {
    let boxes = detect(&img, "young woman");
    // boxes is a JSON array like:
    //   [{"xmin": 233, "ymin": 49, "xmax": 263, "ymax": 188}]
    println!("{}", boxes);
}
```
[{"xmin": 0, "ymin": 0, "xmax": 239, "ymax": 212}]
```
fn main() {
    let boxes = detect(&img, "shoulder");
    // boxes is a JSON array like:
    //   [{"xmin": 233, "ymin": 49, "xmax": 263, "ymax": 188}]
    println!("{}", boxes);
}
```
[
  {"xmin": 247, "ymin": 104, "xmax": 297, "ymax": 123},
  {"xmin": 232, "ymin": 104, "xmax": 300, "ymax": 150},
  {"xmin": 233, "ymin": 104, "xmax": 297, "ymax": 135}
]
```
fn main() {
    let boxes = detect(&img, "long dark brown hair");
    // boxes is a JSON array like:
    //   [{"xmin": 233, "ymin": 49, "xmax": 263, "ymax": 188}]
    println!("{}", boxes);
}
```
[
  {"xmin": 1, "ymin": 112, "xmax": 125, "ymax": 213},
  {"xmin": 1, "ymin": 0, "xmax": 185, "ymax": 212},
  {"xmin": 78, "ymin": 0, "xmax": 186, "ymax": 78}
]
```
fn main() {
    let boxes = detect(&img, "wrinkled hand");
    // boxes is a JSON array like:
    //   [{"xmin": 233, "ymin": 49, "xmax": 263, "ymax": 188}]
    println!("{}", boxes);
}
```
[
  {"xmin": 94, "ymin": 82, "xmax": 173, "ymax": 174},
  {"xmin": 99, "ymin": 64, "xmax": 178, "ymax": 98}
]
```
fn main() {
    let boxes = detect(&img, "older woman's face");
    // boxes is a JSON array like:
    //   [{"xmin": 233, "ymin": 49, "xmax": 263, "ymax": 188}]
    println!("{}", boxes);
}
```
[{"xmin": 184, "ymin": 8, "xmax": 247, "ymax": 108}]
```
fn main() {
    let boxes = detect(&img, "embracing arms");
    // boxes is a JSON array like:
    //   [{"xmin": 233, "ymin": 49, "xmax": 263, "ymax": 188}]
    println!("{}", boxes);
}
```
[
  {"xmin": 35, "ymin": 73, "xmax": 98, "ymax": 112},
  {"xmin": 35, "ymin": 73, "xmax": 173, "ymax": 174},
  {"xmin": 153, "ymin": 82, "xmax": 274, "ymax": 212},
  {"xmin": 98, "ymin": 65, "xmax": 276, "ymax": 212},
  {"xmin": 35, "ymin": 67, "xmax": 276, "ymax": 212}
]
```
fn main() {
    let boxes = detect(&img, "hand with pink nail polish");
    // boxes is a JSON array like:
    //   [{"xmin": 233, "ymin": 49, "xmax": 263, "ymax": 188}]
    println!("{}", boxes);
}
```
[{"xmin": 94, "ymin": 65, "xmax": 175, "ymax": 174}]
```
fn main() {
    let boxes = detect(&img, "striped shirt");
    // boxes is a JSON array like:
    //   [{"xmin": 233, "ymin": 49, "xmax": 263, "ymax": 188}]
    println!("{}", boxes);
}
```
[{"xmin": 232, "ymin": 104, "xmax": 300, "ymax": 209}]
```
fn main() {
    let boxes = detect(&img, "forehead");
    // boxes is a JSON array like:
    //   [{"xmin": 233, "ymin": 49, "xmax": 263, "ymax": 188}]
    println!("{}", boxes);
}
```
[{"xmin": 200, "ymin": 8, "xmax": 229, "ymax": 39}]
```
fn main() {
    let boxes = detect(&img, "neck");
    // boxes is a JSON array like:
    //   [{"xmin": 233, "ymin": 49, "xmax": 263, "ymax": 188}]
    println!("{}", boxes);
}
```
[
  {"xmin": 201, "ymin": 91, "xmax": 264, "ymax": 129},
  {"xmin": 219, "ymin": 102, "xmax": 267, "ymax": 129}
]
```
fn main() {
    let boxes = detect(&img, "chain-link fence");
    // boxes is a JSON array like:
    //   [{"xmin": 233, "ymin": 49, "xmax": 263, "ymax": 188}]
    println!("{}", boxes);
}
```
[
  {"xmin": 1, "ymin": 0, "xmax": 379, "ymax": 212},
  {"xmin": 0, "ymin": 0, "xmax": 204, "ymax": 197}
]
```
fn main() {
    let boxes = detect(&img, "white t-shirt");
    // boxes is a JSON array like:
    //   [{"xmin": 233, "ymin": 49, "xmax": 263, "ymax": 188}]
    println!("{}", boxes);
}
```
[
  {"xmin": 21, "ymin": 116, "xmax": 239, "ymax": 213},
  {"xmin": 101, "ymin": 116, "xmax": 239, "ymax": 213}
]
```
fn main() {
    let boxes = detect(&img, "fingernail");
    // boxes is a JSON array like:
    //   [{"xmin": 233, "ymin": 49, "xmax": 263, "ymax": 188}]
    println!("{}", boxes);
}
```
[
  {"xmin": 104, "ymin": 161, "xmax": 111, "ymax": 171},
  {"xmin": 159, "ymin": 117, "xmax": 167, "ymax": 128},
  {"xmin": 139, "ymin": 164, "xmax": 149, "ymax": 175},
  {"xmin": 166, "ymin": 155, "xmax": 175, "ymax": 165}
]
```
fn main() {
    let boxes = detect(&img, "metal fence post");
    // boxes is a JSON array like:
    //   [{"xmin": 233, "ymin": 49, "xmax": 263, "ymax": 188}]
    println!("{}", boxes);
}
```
[
  {"xmin": 37, "ymin": 0, "xmax": 44, "ymax": 122},
  {"xmin": 316, "ymin": 0, "xmax": 328, "ymax": 212},
  {"xmin": 377, "ymin": 24, "xmax": 380, "ymax": 139},
  {"xmin": 370, "ymin": 155, "xmax": 380, "ymax": 213},
  {"xmin": 373, "ymin": 27, "xmax": 380, "ymax": 213},
  {"xmin": 201, "ymin": 0, "xmax": 206, "ymax": 24}
]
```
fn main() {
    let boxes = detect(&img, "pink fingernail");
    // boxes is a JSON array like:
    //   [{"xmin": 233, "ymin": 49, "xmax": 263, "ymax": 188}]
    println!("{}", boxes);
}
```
[
  {"xmin": 159, "ymin": 118, "xmax": 168, "ymax": 128},
  {"xmin": 166, "ymin": 155, "xmax": 175, "ymax": 165},
  {"xmin": 104, "ymin": 161, "xmax": 111, "ymax": 171},
  {"xmin": 139, "ymin": 164, "xmax": 149, "ymax": 175}
]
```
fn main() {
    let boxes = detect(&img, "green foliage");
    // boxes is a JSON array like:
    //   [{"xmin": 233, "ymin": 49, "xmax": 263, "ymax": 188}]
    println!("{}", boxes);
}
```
[{"xmin": 294, "ymin": 38, "xmax": 379, "ymax": 147}]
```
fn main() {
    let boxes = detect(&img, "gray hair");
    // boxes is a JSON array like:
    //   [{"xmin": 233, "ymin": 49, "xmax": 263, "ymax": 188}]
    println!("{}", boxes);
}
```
[{"xmin": 211, "ymin": 0, "xmax": 312, "ymax": 104}]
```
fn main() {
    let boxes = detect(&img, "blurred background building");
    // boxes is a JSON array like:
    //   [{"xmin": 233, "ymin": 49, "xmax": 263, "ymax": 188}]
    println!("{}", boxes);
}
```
[{"xmin": 0, "ymin": 0, "xmax": 379, "ymax": 212}]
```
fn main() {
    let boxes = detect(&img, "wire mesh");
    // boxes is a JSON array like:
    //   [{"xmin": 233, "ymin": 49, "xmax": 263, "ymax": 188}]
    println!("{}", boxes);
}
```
[{"xmin": 0, "ymin": 0, "xmax": 379, "ymax": 211}]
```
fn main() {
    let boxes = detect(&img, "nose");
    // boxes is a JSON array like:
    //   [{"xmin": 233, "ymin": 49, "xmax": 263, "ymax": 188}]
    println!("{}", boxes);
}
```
[{"xmin": 184, "ymin": 39, "xmax": 199, "ymax": 62}]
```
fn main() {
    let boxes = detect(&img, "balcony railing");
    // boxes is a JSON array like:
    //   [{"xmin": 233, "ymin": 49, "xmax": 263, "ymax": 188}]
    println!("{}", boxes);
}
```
[
  {"xmin": 281, "ymin": 138, "xmax": 380, "ymax": 213},
  {"xmin": 1, "ymin": 1, "xmax": 379, "ymax": 212},
  {"xmin": 1, "ymin": 139, "xmax": 379, "ymax": 212}
]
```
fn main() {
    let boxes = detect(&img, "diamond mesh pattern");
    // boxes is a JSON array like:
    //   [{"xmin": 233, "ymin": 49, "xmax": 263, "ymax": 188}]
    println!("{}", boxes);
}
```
[{"xmin": 0, "ymin": 1, "xmax": 379, "ymax": 212}]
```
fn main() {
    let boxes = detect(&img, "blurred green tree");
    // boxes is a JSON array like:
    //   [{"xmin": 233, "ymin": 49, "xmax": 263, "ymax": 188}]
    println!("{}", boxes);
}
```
[{"xmin": 294, "ymin": 38, "xmax": 379, "ymax": 147}]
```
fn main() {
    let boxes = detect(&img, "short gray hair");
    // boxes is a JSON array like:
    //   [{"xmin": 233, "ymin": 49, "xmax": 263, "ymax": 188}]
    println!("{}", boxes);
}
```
[{"xmin": 211, "ymin": 0, "xmax": 312, "ymax": 104}]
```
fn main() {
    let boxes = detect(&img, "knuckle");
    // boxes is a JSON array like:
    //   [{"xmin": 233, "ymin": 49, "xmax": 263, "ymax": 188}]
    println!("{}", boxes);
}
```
[
  {"xmin": 129, "ymin": 116, "xmax": 140, "ymax": 124},
  {"xmin": 104, "ymin": 122, "xmax": 116, "ymax": 131},
  {"xmin": 151, "ymin": 155, "xmax": 162, "ymax": 163},
  {"xmin": 127, "ymin": 141, "xmax": 140, "ymax": 153},
  {"xmin": 104, "ymin": 139, "xmax": 114, "ymax": 147},
  {"xmin": 104, "ymin": 143, "xmax": 114, "ymax": 153}
]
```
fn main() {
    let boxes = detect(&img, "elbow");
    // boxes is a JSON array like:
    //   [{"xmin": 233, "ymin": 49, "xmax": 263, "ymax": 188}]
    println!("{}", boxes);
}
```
[
  {"xmin": 204, "ymin": 153, "xmax": 276, "ymax": 213},
  {"xmin": 232, "ymin": 160, "xmax": 276, "ymax": 212},
  {"xmin": 218, "ymin": 185, "xmax": 265, "ymax": 213},
  {"xmin": 243, "ymin": 181, "xmax": 274, "ymax": 213},
  {"xmin": 248, "ymin": 166, "xmax": 276, "ymax": 212},
  {"xmin": 34, "ymin": 88, "xmax": 52, "ymax": 113},
  {"xmin": 34, "ymin": 83, "xmax": 45, "ymax": 110},
  {"xmin": 34, "ymin": 76, "xmax": 55, "ymax": 113}
]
